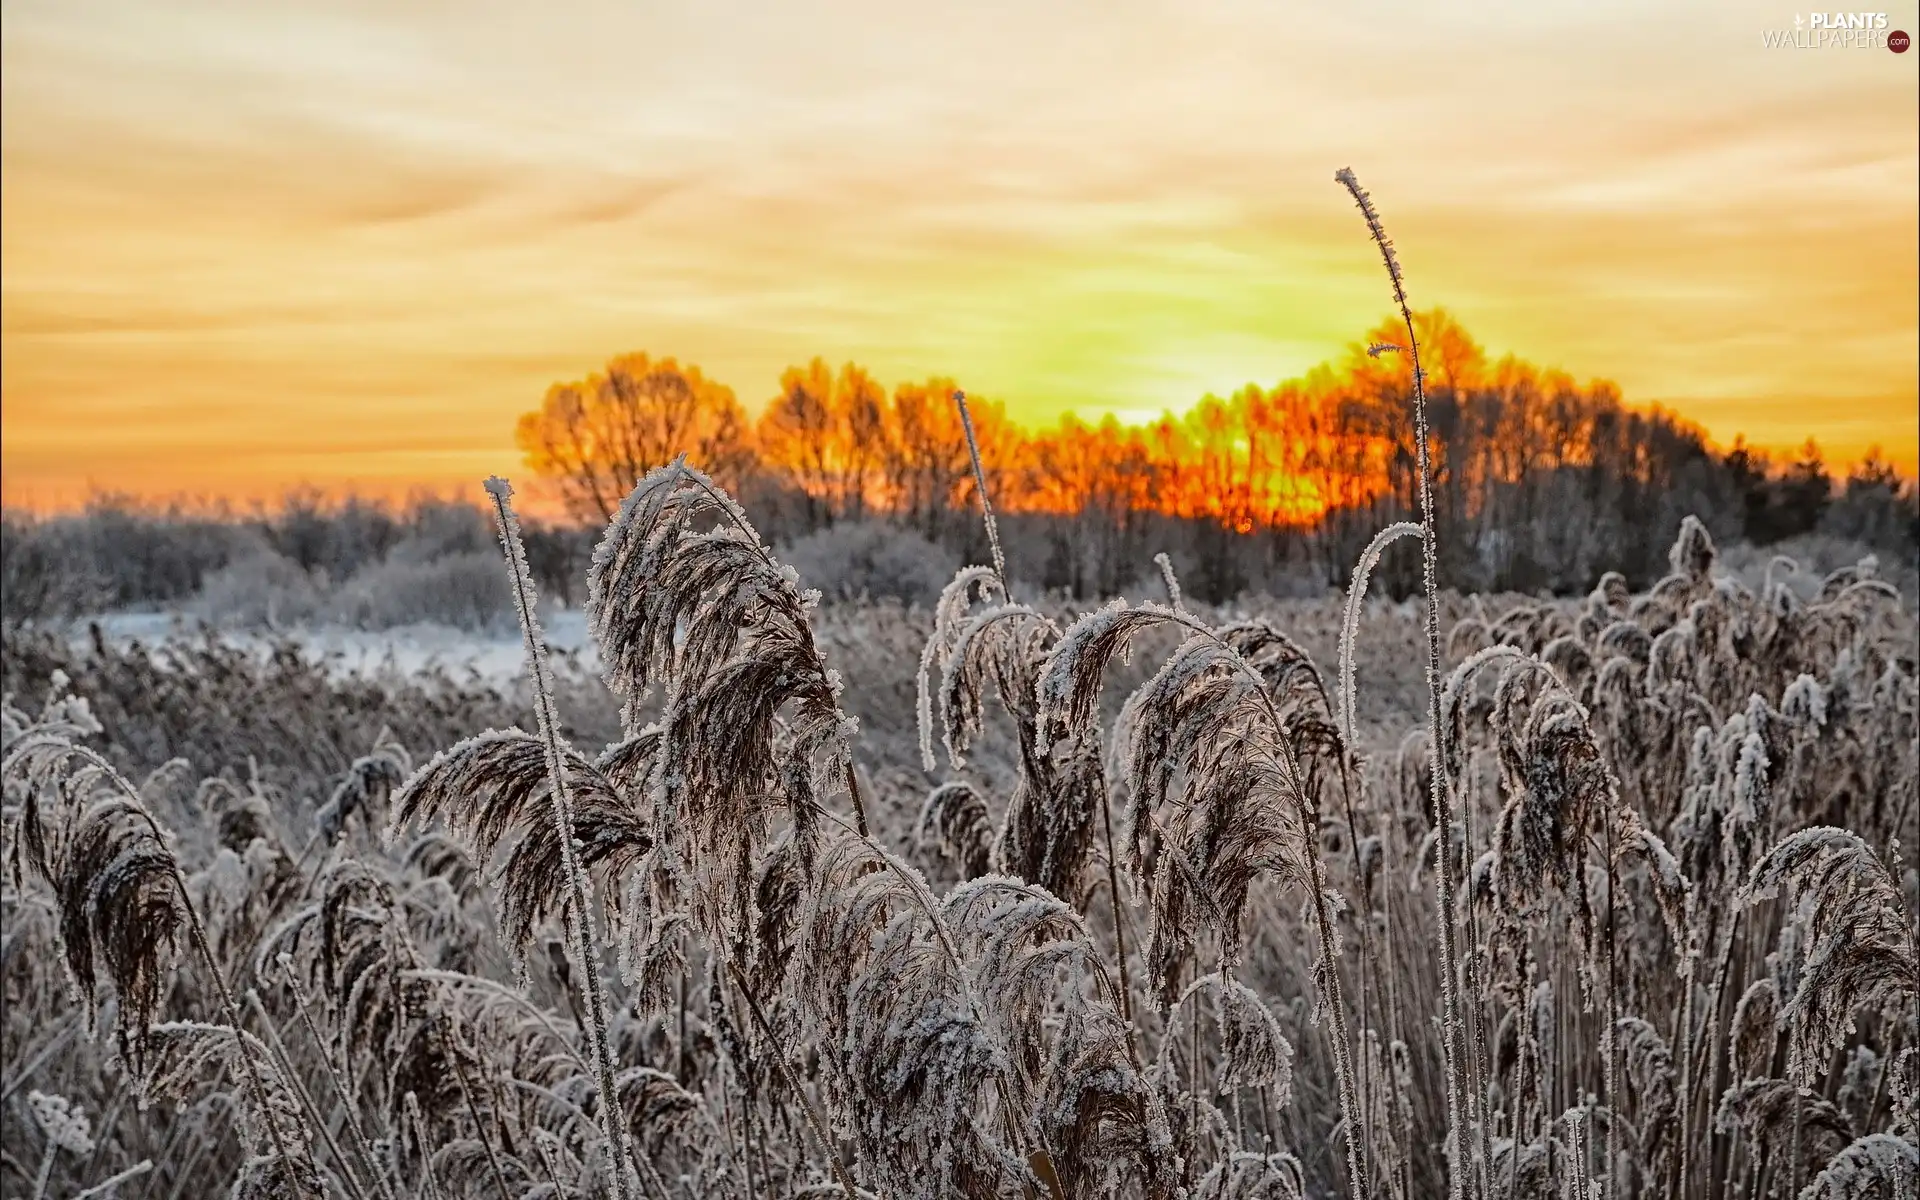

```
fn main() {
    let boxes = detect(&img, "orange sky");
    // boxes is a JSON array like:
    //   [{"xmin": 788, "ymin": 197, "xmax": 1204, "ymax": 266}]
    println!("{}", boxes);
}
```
[{"xmin": 3, "ymin": 1, "xmax": 1916, "ymax": 510}]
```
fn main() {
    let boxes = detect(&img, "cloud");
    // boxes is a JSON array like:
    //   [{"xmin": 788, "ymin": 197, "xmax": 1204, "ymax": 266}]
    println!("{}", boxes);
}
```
[{"xmin": 2, "ymin": 0, "xmax": 1915, "ymax": 508}]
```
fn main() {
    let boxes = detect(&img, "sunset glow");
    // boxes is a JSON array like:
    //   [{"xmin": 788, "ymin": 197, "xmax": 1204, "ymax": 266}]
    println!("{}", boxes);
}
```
[{"xmin": 3, "ymin": 0, "xmax": 1915, "ymax": 510}]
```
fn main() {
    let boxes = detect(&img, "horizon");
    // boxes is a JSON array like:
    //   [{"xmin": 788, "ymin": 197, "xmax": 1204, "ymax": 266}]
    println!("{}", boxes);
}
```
[
  {"xmin": 3, "ymin": 0, "xmax": 1917, "ymax": 511},
  {"xmin": 2, "ymin": 331, "xmax": 1911, "ymax": 522}
]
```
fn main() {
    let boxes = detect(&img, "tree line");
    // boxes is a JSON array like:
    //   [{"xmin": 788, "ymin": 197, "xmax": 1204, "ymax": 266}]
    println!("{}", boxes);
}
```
[
  {"xmin": 2, "ymin": 308, "xmax": 1910, "ymax": 623},
  {"xmin": 514, "ymin": 309, "xmax": 1917, "ymax": 600}
]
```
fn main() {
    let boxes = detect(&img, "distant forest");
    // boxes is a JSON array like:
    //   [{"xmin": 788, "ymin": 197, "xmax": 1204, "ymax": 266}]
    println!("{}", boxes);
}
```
[{"xmin": 3, "ymin": 309, "xmax": 1914, "ymax": 623}]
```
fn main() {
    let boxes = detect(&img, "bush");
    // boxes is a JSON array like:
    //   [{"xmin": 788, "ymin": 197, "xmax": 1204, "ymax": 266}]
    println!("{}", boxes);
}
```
[
  {"xmin": 327, "ymin": 549, "xmax": 513, "ymax": 632},
  {"xmin": 384, "ymin": 499, "xmax": 494, "ymax": 566},
  {"xmin": 2, "ymin": 505, "xmax": 246, "ymax": 621},
  {"xmin": 189, "ymin": 546, "xmax": 323, "ymax": 628},
  {"xmin": 2, "ymin": 514, "xmax": 84, "ymax": 624},
  {"xmin": 780, "ymin": 520, "xmax": 957, "ymax": 607}
]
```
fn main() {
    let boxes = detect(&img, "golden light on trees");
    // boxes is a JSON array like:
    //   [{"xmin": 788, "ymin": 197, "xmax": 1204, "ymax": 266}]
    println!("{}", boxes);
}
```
[{"xmin": 514, "ymin": 353, "xmax": 754, "ymax": 521}]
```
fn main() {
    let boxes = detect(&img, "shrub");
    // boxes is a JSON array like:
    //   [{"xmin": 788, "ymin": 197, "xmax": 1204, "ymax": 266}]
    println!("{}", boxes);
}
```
[
  {"xmin": 189, "ymin": 546, "xmax": 323, "ymax": 628},
  {"xmin": 326, "ymin": 549, "xmax": 512, "ymax": 632},
  {"xmin": 779, "ymin": 519, "xmax": 958, "ymax": 606}
]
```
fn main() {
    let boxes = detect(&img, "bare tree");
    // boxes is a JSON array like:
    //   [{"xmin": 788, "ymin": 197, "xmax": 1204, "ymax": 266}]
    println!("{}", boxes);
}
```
[{"xmin": 515, "ymin": 352, "xmax": 754, "ymax": 521}]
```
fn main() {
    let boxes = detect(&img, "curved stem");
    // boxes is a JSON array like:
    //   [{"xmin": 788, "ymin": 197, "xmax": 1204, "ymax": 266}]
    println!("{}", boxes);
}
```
[
  {"xmin": 1336, "ymin": 166, "xmax": 1469, "ymax": 1200},
  {"xmin": 399, "ymin": 970, "xmax": 587, "ymax": 1070},
  {"xmin": 807, "ymin": 805, "xmax": 1044, "ymax": 1166},
  {"xmin": 946, "ymin": 874, "xmax": 1138, "ymax": 1068},
  {"xmin": 1336, "ymin": 524, "xmax": 1421, "ymax": 1194},
  {"xmin": 1338, "ymin": 522, "xmax": 1421, "ymax": 747}
]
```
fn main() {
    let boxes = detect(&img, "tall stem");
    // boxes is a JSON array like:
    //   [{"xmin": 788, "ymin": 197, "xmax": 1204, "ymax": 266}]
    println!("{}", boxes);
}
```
[
  {"xmin": 179, "ymin": 899, "xmax": 311, "ymax": 1195},
  {"xmin": 1336, "ymin": 166, "xmax": 1470, "ymax": 1200},
  {"xmin": 1674, "ymin": 913, "xmax": 1700, "ymax": 1198},
  {"xmin": 953, "ymin": 389, "xmax": 1007, "ymax": 595},
  {"xmin": 1301, "ymin": 809, "xmax": 1371, "ymax": 1200},
  {"xmin": 279, "ymin": 963, "xmax": 399, "ymax": 1200},
  {"xmin": 442, "ymin": 1015, "xmax": 519, "ymax": 1200},
  {"xmin": 485, "ymin": 477, "xmax": 636, "ymax": 1200},
  {"xmin": 1341, "ymin": 764, "xmax": 1379, "ymax": 1189},
  {"xmin": 1097, "ymin": 784, "xmax": 1136, "ymax": 1034},
  {"xmin": 245, "ymin": 991, "xmax": 373, "ymax": 1200},
  {"xmin": 1337, "ymin": 522, "xmax": 1418, "ymax": 1192},
  {"xmin": 30, "ymin": 1144, "xmax": 55, "ymax": 1200},
  {"xmin": 726, "ymin": 962, "xmax": 858, "ymax": 1198},
  {"xmin": 1603, "ymin": 824, "xmax": 1621, "ymax": 1199}
]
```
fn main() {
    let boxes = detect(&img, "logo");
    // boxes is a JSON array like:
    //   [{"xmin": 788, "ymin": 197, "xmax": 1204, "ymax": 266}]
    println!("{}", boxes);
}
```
[
  {"xmin": 1807, "ymin": 10, "xmax": 1889, "ymax": 25},
  {"xmin": 1764, "ymin": 12, "xmax": 1900, "ymax": 46}
]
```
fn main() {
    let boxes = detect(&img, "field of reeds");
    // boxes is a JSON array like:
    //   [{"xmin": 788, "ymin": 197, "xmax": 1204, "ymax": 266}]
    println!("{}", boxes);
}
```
[{"xmin": 2, "ymin": 173, "xmax": 1915, "ymax": 1200}]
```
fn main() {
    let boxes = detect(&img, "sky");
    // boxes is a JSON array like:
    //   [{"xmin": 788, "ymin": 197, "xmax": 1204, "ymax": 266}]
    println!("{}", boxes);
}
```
[{"xmin": 3, "ymin": 0, "xmax": 1916, "ymax": 509}]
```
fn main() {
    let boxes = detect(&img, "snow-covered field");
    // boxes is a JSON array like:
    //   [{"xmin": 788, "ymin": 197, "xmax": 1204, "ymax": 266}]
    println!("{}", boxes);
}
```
[{"xmin": 77, "ymin": 608, "xmax": 600, "ymax": 685}]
